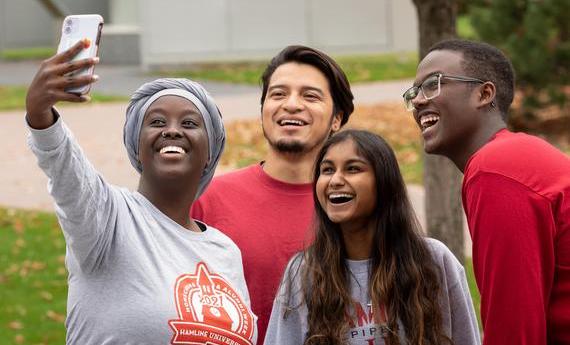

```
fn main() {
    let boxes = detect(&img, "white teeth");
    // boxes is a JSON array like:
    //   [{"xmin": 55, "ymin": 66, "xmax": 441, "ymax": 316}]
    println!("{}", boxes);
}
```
[
  {"xmin": 420, "ymin": 115, "xmax": 440, "ymax": 129},
  {"xmin": 329, "ymin": 193, "xmax": 355, "ymax": 201},
  {"xmin": 279, "ymin": 119, "xmax": 305, "ymax": 126},
  {"xmin": 420, "ymin": 115, "xmax": 439, "ymax": 126},
  {"xmin": 160, "ymin": 146, "xmax": 186, "ymax": 154}
]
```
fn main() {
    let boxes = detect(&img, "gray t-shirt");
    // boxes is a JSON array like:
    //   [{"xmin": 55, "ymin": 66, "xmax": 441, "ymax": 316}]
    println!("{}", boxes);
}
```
[
  {"xmin": 28, "ymin": 118, "xmax": 257, "ymax": 345},
  {"xmin": 264, "ymin": 238, "xmax": 481, "ymax": 345}
]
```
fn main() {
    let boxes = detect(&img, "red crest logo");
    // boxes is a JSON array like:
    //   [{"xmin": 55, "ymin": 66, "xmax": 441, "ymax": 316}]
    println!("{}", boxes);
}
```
[{"xmin": 169, "ymin": 262, "xmax": 255, "ymax": 345}]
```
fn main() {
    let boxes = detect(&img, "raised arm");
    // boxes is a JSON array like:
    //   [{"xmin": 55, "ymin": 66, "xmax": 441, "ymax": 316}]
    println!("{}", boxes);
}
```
[
  {"xmin": 26, "ymin": 39, "xmax": 98, "ymax": 129},
  {"xmin": 25, "ymin": 40, "xmax": 121, "ymax": 273}
]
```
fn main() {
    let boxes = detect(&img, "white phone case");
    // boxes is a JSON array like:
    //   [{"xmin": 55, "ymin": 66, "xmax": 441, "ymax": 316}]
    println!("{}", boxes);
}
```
[{"xmin": 57, "ymin": 14, "xmax": 104, "ymax": 95}]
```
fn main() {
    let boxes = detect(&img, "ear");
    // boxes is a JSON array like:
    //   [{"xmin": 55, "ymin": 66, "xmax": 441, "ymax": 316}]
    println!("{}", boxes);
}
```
[
  {"xmin": 331, "ymin": 112, "xmax": 342, "ymax": 133},
  {"xmin": 478, "ymin": 81, "xmax": 496, "ymax": 109}
]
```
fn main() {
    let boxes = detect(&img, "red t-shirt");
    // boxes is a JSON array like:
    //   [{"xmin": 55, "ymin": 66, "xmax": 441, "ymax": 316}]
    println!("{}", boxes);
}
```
[
  {"xmin": 463, "ymin": 129, "xmax": 570, "ymax": 345},
  {"xmin": 191, "ymin": 164, "xmax": 314, "ymax": 343}
]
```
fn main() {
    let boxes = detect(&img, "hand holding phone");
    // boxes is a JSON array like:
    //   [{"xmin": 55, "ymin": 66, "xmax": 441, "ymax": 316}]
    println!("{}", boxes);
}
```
[{"xmin": 57, "ymin": 14, "xmax": 104, "ymax": 95}]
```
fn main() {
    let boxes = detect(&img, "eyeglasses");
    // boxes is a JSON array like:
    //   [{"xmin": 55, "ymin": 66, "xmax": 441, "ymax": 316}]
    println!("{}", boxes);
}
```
[{"xmin": 402, "ymin": 73, "xmax": 485, "ymax": 111}]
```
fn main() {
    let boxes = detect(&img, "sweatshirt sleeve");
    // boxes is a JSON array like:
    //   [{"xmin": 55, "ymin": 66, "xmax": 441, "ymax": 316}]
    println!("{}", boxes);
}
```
[
  {"xmin": 263, "ymin": 255, "xmax": 307, "ymax": 345},
  {"xmin": 428, "ymin": 239, "xmax": 481, "ymax": 345},
  {"xmin": 27, "ymin": 114, "xmax": 120, "ymax": 273},
  {"xmin": 448, "ymin": 262, "xmax": 482, "ymax": 345},
  {"xmin": 464, "ymin": 172, "xmax": 554, "ymax": 345}
]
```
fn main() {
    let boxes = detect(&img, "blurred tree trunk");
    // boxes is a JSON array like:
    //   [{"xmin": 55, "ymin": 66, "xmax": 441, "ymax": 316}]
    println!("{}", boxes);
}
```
[{"xmin": 412, "ymin": 0, "xmax": 465, "ymax": 263}]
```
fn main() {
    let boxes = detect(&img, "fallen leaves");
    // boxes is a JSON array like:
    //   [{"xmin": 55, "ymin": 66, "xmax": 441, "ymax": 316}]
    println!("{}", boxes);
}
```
[
  {"xmin": 14, "ymin": 334, "xmax": 25, "ymax": 344},
  {"xmin": 46, "ymin": 310, "xmax": 65, "ymax": 323},
  {"xmin": 8, "ymin": 320, "xmax": 24, "ymax": 330}
]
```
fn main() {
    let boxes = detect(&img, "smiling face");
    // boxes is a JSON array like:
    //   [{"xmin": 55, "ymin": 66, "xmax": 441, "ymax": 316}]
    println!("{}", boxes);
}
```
[
  {"xmin": 138, "ymin": 95, "xmax": 209, "ymax": 185},
  {"xmin": 261, "ymin": 62, "xmax": 342, "ymax": 155},
  {"xmin": 412, "ymin": 50, "xmax": 482, "ymax": 158},
  {"xmin": 316, "ymin": 138, "xmax": 377, "ymax": 229}
]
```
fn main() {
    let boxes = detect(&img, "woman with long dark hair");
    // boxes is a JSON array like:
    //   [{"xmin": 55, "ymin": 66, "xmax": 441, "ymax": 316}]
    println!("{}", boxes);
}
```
[{"xmin": 264, "ymin": 129, "xmax": 480, "ymax": 345}]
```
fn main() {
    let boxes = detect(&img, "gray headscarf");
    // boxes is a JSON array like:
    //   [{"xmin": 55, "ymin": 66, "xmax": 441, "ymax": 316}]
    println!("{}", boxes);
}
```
[{"xmin": 123, "ymin": 78, "xmax": 225, "ymax": 200}]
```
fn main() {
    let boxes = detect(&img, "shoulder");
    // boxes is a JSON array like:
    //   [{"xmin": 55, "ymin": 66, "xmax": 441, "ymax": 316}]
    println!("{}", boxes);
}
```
[
  {"xmin": 197, "ymin": 165, "xmax": 259, "ymax": 199},
  {"xmin": 278, "ymin": 252, "xmax": 306, "ymax": 286},
  {"xmin": 424, "ymin": 238, "xmax": 457, "ymax": 260},
  {"xmin": 201, "ymin": 223, "xmax": 242, "ymax": 253},
  {"xmin": 276, "ymin": 253, "xmax": 306, "ymax": 290},
  {"xmin": 276, "ymin": 252, "xmax": 306, "ymax": 303},
  {"xmin": 211, "ymin": 165, "xmax": 259, "ymax": 184},
  {"xmin": 467, "ymin": 130, "xmax": 570, "ymax": 177},
  {"xmin": 465, "ymin": 131, "xmax": 570, "ymax": 199},
  {"xmin": 423, "ymin": 238, "xmax": 465, "ymax": 283}
]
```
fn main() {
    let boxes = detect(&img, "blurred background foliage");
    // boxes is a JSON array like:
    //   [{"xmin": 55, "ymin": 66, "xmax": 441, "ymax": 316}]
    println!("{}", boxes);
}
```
[{"xmin": 459, "ymin": 0, "xmax": 569, "ymax": 144}]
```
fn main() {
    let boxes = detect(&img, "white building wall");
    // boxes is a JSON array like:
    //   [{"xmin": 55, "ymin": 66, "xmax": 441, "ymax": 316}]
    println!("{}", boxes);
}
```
[
  {"xmin": 140, "ymin": 0, "xmax": 418, "ymax": 69},
  {"xmin": 0, "ymin": 0, "xmax": 109, "ymax": 51}
]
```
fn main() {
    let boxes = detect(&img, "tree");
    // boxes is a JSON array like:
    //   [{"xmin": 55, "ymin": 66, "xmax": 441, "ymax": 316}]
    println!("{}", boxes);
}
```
[
  {"xmin": 412, "ymin": 0, "xmax": 465, "ymax": 263},
  {"xmin": 468, "ymin": 0, "xmax": 569, "ymax": 130}
]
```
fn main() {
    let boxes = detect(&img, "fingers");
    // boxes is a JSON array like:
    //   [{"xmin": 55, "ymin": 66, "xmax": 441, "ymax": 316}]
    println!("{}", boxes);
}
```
[
  {"xmin": 50, "ymin": 90, "xmax": 91, "ymax": 103},
  {"xmin": 52, "ymin": 38, "xmax": 91, "ymax": 64},
  {"xmin": 53, "ymin": 56, "xmax": 99, "ymax": 78},
  {"xmin": 50, "ymin": 73, "xmax": 99, "ymax": 91}
]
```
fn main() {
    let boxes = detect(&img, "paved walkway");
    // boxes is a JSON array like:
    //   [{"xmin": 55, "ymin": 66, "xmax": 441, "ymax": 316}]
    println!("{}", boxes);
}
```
[{"xmin": 0, "ymin": 60, "xmax": 470, "ymax": 253}]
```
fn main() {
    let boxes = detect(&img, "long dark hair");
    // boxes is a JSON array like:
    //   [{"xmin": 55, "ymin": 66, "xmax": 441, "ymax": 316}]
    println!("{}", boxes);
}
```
[{"xmin": 287, "ymin": 130, "xmax": 452, "ymax": 345}]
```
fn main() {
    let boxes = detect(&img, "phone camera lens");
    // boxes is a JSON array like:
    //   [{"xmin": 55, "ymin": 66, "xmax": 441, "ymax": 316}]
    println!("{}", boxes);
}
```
[{"xmin": 64, "ymin": 18, "xmax": 73, "ymax": 34}]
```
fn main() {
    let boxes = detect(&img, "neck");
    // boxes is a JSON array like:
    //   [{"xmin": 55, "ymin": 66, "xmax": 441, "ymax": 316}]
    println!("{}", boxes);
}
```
[
  {"xmin": 340, "ymin": 220, "xmax": 376, "ymax": 260},
  {"xmin": 138, "ymin": 178, "xmax": 201, "ymax": 232},
  {"xmin": 262, "ymin": 148, "xmax": 319, "ymax": 183},
  {"xmin": 451, "ymin": 116, "xmax": 506, "ymax": 172}
]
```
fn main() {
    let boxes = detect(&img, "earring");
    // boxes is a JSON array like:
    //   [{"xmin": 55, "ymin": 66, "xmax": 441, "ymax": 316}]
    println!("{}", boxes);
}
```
[{"xmin": 490, "ymin": 101, "xmax": 496, "ymax": 108}]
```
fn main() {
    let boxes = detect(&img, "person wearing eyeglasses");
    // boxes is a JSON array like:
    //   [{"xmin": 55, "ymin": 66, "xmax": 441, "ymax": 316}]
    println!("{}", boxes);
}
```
[{"xmin": 403, "ymin": 38, "xmax": 570, "ymax": 345}]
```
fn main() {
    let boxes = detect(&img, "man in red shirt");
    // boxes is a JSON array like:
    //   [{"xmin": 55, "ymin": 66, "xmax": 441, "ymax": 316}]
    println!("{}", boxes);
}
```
[
  {"xmin": 404, "ymin": 38, "xmax": 570, "ymax": 344},
  {"xmin": 191, "ymin": 45, "xmax": 354, "ymax": 342}
]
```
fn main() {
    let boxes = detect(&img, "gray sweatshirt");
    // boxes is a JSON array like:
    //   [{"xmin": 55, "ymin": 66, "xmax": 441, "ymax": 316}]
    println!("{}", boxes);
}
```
[
  {"xmin": 28, "ymin": 117, "xmax": 257, "ymax": 345},
  {"xmin": 264, "ymin": 238, "xmax": 481, "ymax": 345}
]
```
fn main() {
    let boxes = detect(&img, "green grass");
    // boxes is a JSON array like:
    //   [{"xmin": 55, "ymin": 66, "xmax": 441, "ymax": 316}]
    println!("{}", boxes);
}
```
[
  {"xmin": 158, "ymin": 52, "xmax": 418, "ymax": 85},
  {"xmin": 0, "ymin": 47, "xmax": 55, "ymax": 61},
  {"xmin": 465, "ymin": 258, "xmax": 482, "ymax": 329},
  {"xmin": 0, "ymin": 206, "xmax": 482, "ymax": 343},
  {"xmin": 0, "ymin": 86, "xmax": 128, "ymax": 111},
  {"xmin": 0, "ymin": 208, "xmax": 67, "ymax": 345}
]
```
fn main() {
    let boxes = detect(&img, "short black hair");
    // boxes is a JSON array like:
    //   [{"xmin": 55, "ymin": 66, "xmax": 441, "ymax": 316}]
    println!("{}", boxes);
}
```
[
  {"xmin": 429, "ymin": 39, "xmax": 515, "ymax": 118},
  {"xmin": 260, "ymin": 45, "xmax": 354, "ymax": 126}
]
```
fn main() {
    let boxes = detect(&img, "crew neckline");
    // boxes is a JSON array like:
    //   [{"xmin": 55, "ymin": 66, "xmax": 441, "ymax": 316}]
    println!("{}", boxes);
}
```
[
  {"xmin": 346, "ymin": 258, "xmax": 371, "ymax": 275},
  {"xmin": 464, "ymin": 127, "xmax": 510, "ymax": 174},
  {"xmin": 252, "ymin": 163, "xmax": 313, "ymax": 194},
  {"xmin": 134, "ymin": 192, "xmax": 211, "ymax": 238}
]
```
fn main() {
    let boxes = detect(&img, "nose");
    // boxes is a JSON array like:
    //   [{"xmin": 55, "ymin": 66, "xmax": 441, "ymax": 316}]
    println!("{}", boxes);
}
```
[
  {"xmin": 329, "ymin": 170, "xmax": 346, "ymax": 187},
  {"xmin": 411, "ymin": 89, "xmax": 429, "ymax": 110},
  {"xmin": 161, "ymin": 125, "xmax": 183, "ymax": 139},
  {"xmin": 282, "ymin": 93, "xmax": 303, "ymax": 113}
]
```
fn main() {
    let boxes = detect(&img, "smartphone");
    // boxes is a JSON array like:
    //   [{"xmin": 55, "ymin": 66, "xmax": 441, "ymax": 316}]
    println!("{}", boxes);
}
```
[{"xmin": 57, "ymin": 14, "xmax": 104, "ymax": 95}]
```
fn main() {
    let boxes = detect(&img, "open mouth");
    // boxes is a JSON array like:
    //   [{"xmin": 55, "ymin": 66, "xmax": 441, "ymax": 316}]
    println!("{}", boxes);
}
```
[
  {"xmin": 278, "ymin": 119, "xmax": 306, "ymax": 127},
  {"xmin": 420, "ymin": 115, "xmax": 440, "ymax": 132},
  {"xmin": 328, "ymin": 193, "xmax": 355, "ymax": 204},
  {"xmin": 159, "ymin": 146, "xmax": 186, "ymax": 155}
]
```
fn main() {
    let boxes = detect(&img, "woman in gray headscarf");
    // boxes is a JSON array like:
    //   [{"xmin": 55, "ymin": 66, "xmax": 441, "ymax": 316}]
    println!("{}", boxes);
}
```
[{"xmin": 25, "ymin": 40, "xmax": 257, "ymax": 345}]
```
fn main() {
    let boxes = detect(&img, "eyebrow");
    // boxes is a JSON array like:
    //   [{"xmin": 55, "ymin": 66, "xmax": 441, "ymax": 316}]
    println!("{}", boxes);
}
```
[
  {"xmin": 145, "ymin": 107, "xmax": 203, "ymax": 119},
  {"xmin": 414, "ymin": 71, "xmax": 443, "ymax": 87},
  {"xmin": 268, "ymin": 84, "xmax": 325, "ymax": 96},
  {"xmin": 320, "ymin": 157, "xmax": 369, "ymax": 166}
]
